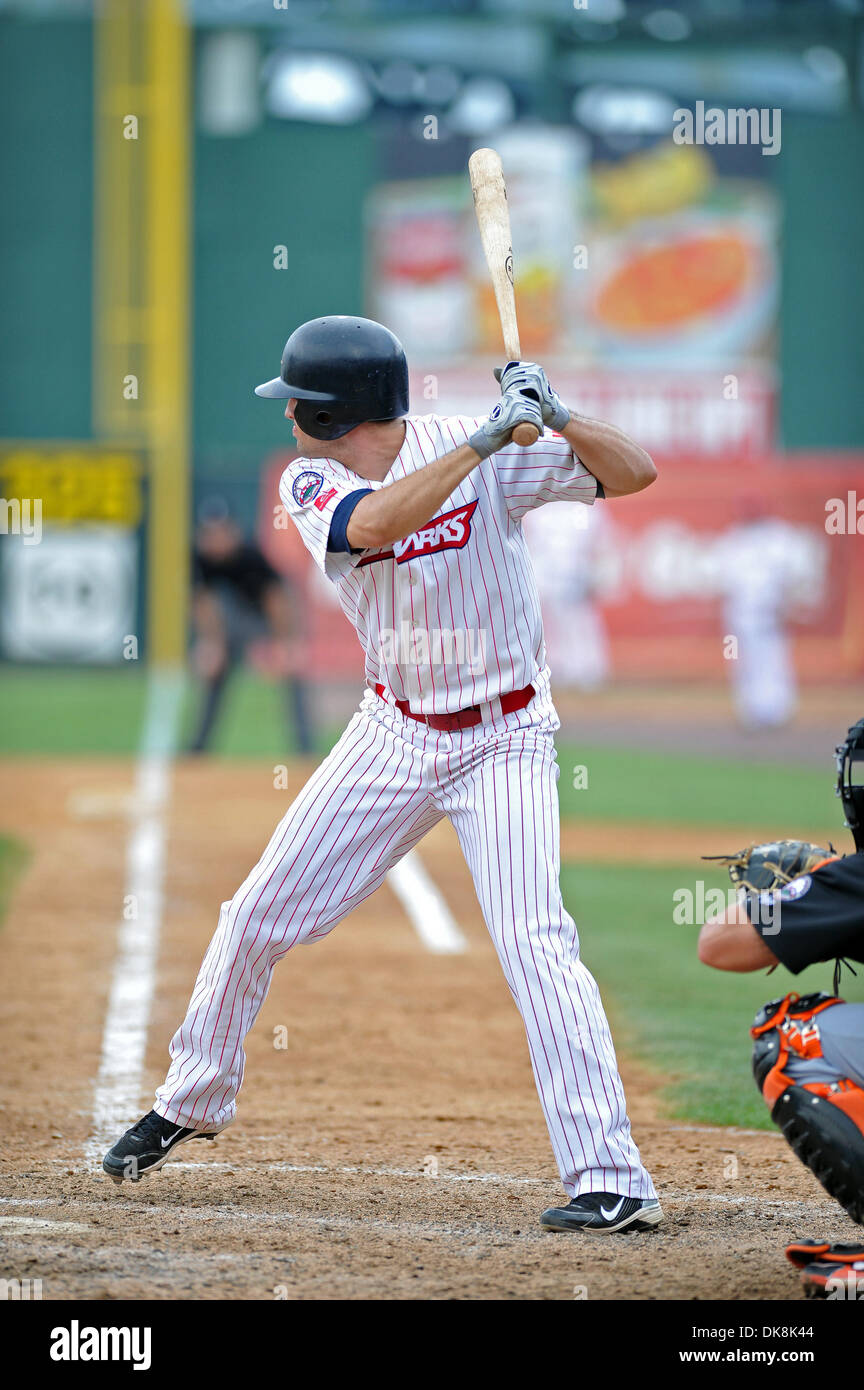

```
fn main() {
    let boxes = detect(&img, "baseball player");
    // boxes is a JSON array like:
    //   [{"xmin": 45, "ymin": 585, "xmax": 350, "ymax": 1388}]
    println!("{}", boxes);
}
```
[
  {"xmin": 522, "ymin": 501, "xmax": 614, "ymax": 692},
  {"xmin": 104, "ymin": 316, "xmax": 661, "ymax": 1234},
  {"xmin": 716, "ymin": 499, "xmax": 812, "ymax": 730},
  {"xmin": 697, "ymin": 718, "xmax": 864, "ymax": 1235},
  {"xmin": 188, "ymin": 498, "xmax": 314, "ymax": 755}
]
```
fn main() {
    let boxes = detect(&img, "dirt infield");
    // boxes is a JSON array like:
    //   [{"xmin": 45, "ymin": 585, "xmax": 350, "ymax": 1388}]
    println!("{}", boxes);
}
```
[{"xmin": 0, "ymin": 758, "xmax": 856, "ymax": 1301}]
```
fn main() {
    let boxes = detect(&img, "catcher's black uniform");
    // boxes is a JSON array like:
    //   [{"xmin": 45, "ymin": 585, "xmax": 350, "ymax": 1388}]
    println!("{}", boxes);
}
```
[
  {"xmin": 746, "ymin": 851, "xmax": 864, "ymax": 976},
  {"xmin": 712, "ymin": 719, "xmax": 864, "ymax": 1262},
  {"xmin": 740, "ymin": 851, "xmax": 864, "ymax": 1227}
]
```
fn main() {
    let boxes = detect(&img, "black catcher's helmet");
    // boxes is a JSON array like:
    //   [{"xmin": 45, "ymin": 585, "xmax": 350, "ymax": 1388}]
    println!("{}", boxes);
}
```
[
  {"xmin": 835, "ymin": 718, "xmax": 864, "ymax": 851},
  {"xmin": 254, "ymin": 316, "xmax": 409, "ymax": 441}
]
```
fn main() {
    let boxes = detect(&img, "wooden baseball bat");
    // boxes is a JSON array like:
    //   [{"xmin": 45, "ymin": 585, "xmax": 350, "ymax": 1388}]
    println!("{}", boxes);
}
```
[{"xmin": 468, "ymin": 146, "xmax": 539, "ymax": 448}]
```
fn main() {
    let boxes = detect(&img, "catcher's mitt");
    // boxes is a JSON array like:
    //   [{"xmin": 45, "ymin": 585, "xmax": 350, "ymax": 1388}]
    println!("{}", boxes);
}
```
[{"xmin": 702, "ymin": 839, "xmax": 835, "ymax": 894}]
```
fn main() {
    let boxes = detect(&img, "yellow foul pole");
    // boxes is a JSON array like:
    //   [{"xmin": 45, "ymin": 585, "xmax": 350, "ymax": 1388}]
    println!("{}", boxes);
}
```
[{"xmin": 94, "ymin": 0, "xmax": 191, "ymax": 668}]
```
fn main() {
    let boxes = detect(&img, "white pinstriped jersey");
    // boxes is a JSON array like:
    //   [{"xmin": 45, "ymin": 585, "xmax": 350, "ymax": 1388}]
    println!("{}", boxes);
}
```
[
  {"xmin": 154, "ymin": 412, "xmax": 657, "ymax": 1201},
  {"xmin": 279, "ymin": 414, "xmax": 598, "ymax": 715}
]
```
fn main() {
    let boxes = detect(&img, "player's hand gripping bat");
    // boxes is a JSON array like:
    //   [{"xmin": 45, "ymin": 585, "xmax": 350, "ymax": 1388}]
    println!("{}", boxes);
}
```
[{"xmin": 468, "ymin": 147, "xmax": 540, "ymax": 448}]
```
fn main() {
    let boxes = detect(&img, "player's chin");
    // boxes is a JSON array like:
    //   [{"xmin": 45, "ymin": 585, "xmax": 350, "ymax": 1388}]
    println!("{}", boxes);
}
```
[{"xmin": 292, "ymin": 428, "xmax": 322, "ymax": 456}]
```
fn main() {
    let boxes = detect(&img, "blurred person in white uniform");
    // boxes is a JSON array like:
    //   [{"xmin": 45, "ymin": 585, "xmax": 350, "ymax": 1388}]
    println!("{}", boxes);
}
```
[
  {"xmin": 523, "ymin": 500, "xmax": 616, "ymax": 691},
  {"xmin": 717, "ymin": 498, "xmax": 812, "ymax": 730}
]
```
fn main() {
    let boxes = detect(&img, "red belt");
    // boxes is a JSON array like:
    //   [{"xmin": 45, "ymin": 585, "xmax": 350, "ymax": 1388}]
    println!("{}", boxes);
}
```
[{"xmin": 374, "ymin": 683, "xmax": 535, "ymax": 732}]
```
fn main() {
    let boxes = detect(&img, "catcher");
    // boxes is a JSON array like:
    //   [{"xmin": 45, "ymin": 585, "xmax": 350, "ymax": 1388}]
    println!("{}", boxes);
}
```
[{"xmin": 697, "ymin": 719, "xmax": 864, "ymax": 1292}]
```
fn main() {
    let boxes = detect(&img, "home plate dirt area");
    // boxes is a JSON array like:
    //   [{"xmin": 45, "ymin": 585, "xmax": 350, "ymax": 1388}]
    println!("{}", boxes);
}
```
[{"xmin": 0, "ymin": 759, "xmax": 854, "ymax": 1301}]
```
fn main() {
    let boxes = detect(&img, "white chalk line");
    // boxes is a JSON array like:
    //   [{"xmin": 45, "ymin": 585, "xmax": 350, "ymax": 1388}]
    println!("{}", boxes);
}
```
[
  {"xmin": 0, "ymin": 1186, "xmax": 841, "ymax": 1241},
  {"xmin": 0, "ymin": 1216, "xmax": 91, "ymax": 1234},
  {"xmin": 669, "ymin": 1124, "xmax": 784, "ymax": 1139},
  {"xmin": 84, "ymin": 667, "xmax": 185, "ymax": 1168},
  {"xmin": 387, "ymin": 849, "xmax": 468, "ymax": 954},
  {"xmin": 169, "ymin": 1159, "xmax": 542, "ymax": 1184},
  {"xmin": 0, "ymin": 1201, "xmax": 491, "ymax": 1242},
  {"xmin": 158, "ymin": 1164, "xmax": 843, "ymax": 1212}
]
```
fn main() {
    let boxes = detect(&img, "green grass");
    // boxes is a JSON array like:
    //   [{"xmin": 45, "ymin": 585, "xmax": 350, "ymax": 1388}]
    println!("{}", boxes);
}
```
[
  {"xmin": 557, "ymin": 743, "xmax": 837, "ymax": 829},
  {"xmin": 562, "ymin": 861, "xmax": 864, "ymax": 1129},
  {"xmin": 0, "ymin": 667, "xmax": 149, "ymax": 755},
  {"xmin": 0, "ymin": 667, "xmax": 334, "ymax": 757},
  {"xmin": 0, "ymin": 673, "xmax": 838, "ymax": 826},
  {"xmin": 0, "ymin": 836, "xmax": 27, "ymax": 930},
  {"xmin": 0, "ymin": 667, "xmax": 853, "ymax": 1131}
]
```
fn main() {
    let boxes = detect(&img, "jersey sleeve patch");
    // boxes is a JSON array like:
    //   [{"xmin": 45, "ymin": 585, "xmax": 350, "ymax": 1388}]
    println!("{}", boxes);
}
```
[
  {"xmin": 279, "ymin": 460, "xmax": 370, "ymax": 582},
  {"xmin": 291, "ymin": 471, "xmax": 325, "ymax": 507}
]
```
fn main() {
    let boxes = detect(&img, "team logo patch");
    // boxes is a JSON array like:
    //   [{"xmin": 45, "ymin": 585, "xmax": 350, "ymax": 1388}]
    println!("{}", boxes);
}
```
[
  {"xmin": 292, "ymin": 471, "xmax": 324, "ymax": 507},
  {"xmin": 779, "ymin": 874, "xmax": 812, "ymax": 902},
  {"xmin": 359, "ymin": 500, "xmax": 479, "ymax": 567}
]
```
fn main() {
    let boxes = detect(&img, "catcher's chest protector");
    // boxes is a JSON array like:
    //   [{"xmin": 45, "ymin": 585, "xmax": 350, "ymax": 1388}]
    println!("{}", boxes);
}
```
[{"xmin": 752, "ymin": 992, "xmax": 864, "ymax": 1225}]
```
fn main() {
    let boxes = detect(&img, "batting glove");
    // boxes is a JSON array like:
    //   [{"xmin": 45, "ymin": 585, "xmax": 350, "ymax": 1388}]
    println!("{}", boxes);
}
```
[
  {"xmin": 468, "ymin": 391, "xmax": 544, "ymax": 459},
  {"xmin": 494, "ymin": 360, "xmax": 570, "ymax": 432}
]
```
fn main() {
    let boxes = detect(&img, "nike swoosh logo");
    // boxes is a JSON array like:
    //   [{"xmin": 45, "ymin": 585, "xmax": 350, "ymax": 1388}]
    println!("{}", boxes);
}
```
[
  {"xmin": 160, "ymin": 1135, "xmax": 177, "ymax": 1148},
  {"xmin": 599, "ymin": 1197, "xmax": 626, "ymax": 1221}
]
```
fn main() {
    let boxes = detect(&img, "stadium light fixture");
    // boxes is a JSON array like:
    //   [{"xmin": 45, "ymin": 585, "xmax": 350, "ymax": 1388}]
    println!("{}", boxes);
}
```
[
  {"xmin": 573, "ymin": 84, "xmax": 678, "ymax": 136},
  {"xmin": 642, "ymin": 9, "xmax": 693, "ymax": 42},
  {"xmin": 447, "ymin": 76, "xmax": 515, "ymax": 135},
  {"xmin": 266, "ymin": 52, "xmax": 372, "ymax": 125}
]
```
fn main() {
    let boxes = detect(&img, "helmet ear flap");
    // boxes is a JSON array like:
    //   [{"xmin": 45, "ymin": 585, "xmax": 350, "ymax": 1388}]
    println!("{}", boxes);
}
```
[{"xmin": 292, "ymin": 397, "xmax": 358, "ymax": 442}]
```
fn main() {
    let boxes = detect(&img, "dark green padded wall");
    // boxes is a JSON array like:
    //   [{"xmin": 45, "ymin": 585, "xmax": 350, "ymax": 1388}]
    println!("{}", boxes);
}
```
[
  {"xmin": 778, "ymin": 111, "xmax": 864, "ymax": 450},
  {"xmin": 1, "ymin": 17, "xmax": 861, "ymax": 456},
  {"xmin": 0, "ymin": 19, "xmax": 93, "ymax": 438},
  {"xmin": 192, "ymin": 116, "xmax": 375, "ymax": 478}
]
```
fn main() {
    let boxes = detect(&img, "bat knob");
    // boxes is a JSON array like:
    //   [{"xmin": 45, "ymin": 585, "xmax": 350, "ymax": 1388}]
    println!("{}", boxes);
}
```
[{"xmin": 512, "ymin": 422, "xmax": 540, "ymax": 447}]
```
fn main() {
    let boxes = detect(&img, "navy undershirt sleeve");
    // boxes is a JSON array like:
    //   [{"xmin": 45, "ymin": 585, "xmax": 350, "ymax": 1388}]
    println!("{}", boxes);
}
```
[
  {"xmin": 327, "ymin": 488, "xmax": 374, "ymax": 554},
  {"xmin": 595, "ymin": 480, "xmax": 605, "ymax": 500}
]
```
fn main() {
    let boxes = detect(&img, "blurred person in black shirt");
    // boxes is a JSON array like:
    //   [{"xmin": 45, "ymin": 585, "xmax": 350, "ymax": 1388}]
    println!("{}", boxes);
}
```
[{"xmin": 189, "ymin": 498, "xmax": 314, "ymax": 755}]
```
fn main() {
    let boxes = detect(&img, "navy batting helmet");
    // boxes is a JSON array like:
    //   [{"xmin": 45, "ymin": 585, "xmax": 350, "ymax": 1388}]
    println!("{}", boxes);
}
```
[{"xmin": 254, "ymin": 316, "xmax": 409, "ymax": 441}]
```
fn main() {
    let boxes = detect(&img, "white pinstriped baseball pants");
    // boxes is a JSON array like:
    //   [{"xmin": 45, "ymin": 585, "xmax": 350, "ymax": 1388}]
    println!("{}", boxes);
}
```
[{"xmin": 155, "ymin": 694, "xmax": 656, "ymax": 1199}]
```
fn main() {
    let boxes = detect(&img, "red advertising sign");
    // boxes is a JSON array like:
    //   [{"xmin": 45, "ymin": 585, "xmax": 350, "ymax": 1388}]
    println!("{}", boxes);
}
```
[{"xmin": 258, "ymin": 452, "xmax": 864, "ymax": 686}]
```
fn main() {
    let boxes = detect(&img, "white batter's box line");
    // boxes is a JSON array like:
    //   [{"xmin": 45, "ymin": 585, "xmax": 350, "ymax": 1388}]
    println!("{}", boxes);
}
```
[
  {"xmin": 0, "ymin": 1215, "xmax": 91, "ymax": 1235},
  {"xmin": 0, "ymin": 1218, "xmax": 531, "ymax": 1250},
  {"xmin": 668, "ymin": 1124, "xmax": 785, "ymax": 1139},
  {"xmin": 387, "ymin": 849, "xmax": 468, "ymax": 954},
  {"xmin": 162, "ymin": 1161, "xmax": 840, "ymax": 1213},
  {"xmin": 85, "ymin": 665, "xmax": 186, "ymax": 1169},
  {"xmin": 0, "ymin": 1189, "xmax": 842, "ymax": 1231},
  {"xmin": 175, "ymin": 1159, "xmax": 544, "ymax": 1185}
]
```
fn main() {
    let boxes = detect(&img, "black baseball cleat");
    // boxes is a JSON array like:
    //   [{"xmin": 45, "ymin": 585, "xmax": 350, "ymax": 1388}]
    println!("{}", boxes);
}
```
[
  {"xmin": 540, "ymin": 1192, "xmax": 663, "ymax": 1234},
  {"xmin": 102, "ymin": 1110, "xmax": 225, "ymax": 1184}
]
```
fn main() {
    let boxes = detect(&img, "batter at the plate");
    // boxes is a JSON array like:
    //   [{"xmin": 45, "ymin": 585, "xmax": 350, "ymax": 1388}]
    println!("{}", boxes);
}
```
[{"xmin": 104, "ymin": 316, "xmax": 661, "ymax": 1234}]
